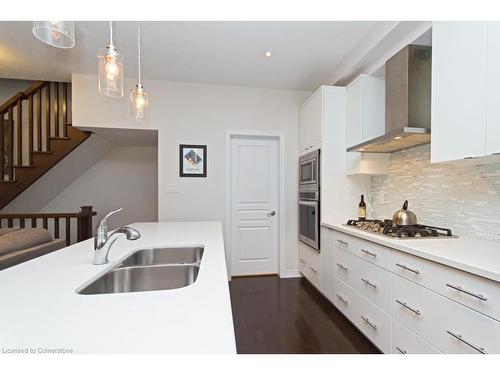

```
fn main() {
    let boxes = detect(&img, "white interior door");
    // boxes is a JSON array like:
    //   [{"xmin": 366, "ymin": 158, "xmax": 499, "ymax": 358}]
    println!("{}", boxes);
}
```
[{"xmin": 230, "ymin": 136, "xmax": 279, "ymax": 276}]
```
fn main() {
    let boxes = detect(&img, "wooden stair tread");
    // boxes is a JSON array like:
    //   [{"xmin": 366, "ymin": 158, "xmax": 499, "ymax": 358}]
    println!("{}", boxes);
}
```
[
  {"xmin": 50, "ymin": 137, "xmax": 71, "ymax": 140},
  {"xmin": 13, "ymin": 165, "xmax": 35, "ymax": 169},
  {"xmin": 0, "ymin": 180, "xmax": 17, "ymax": 183},
  {"xmin": 32, "ymin": 151, "xmax": 53, "ymax": 154}
]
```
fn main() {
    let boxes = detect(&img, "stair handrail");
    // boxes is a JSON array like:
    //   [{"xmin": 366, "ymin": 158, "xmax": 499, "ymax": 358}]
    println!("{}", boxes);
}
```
[{"xmin": 0, "ymin": 81, "xmax": 48, "ymax": 114}]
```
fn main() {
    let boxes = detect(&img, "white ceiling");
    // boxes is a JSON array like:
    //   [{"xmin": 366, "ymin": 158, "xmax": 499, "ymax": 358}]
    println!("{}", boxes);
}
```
[{"xmin": 0, "ymin": 21, "xmax": 381, "ymax": 90}]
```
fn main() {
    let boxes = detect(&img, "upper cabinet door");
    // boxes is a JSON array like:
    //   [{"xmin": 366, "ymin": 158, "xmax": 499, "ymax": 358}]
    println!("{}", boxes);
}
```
[
  {"xmin": 308, "ymin": 89, "xmax": 323, "ymax": 149},
  {"xmin": 486, "ymin": 22, "xmax": 500, "ymax": 155},
  {"xmin": 431, "ymin": 22, "xmax": 488, "ymax": 163},
  {"xmin": 299, "ymin": 100, "xmax": 310, "ymax": 153},
  {"xmin": 346, "ymin": 77, "xmax": 363, "ymax": 148},
  {"xmin": 299, "ymin": 88, "xmax": 323, "ymax": 153}
]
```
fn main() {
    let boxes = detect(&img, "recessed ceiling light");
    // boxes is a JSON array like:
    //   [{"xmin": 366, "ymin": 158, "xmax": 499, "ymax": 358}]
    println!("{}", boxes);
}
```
[
  {"xmin": 265, "ymin": 51, "xmax": 272, "ymax": 58},
  {"xmin": 358, "ymin": 148, "xmax": 366, "ymax": 151},
  {"xmin": 393, "ymin": 136, "xmax": 403, "ymax": 140}
]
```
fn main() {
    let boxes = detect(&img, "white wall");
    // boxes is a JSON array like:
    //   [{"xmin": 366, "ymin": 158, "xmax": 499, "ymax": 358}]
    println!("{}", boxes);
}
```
[
  {"xmin": 72, "ymin": 74, "xmax": 310, "ymax": 273},
  {"xmin": 0, "ymin": 78, "xmax": 33, "ymax": 104},
  {"xmin": 40, "ymin": 146, "xmax": 158, "ymax": 231}
]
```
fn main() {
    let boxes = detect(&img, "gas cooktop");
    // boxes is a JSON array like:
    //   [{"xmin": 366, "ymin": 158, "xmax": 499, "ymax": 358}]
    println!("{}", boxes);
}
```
[{"xmin": 344, "ymin": 219, "xmax": 457, "ymax": 239}]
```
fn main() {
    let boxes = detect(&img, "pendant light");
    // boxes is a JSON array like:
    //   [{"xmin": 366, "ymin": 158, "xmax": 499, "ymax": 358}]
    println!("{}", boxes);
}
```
[
  {"xmin": 131, "ymin": 21, "xmax": 149, "ymax": 121},
  {"xmin": 32, "ymin": 21, "xmax": 75, "ymax": 48},
  {"xmin": 97, "ymin": 21, "xmax": 124, "ymax": 98}
]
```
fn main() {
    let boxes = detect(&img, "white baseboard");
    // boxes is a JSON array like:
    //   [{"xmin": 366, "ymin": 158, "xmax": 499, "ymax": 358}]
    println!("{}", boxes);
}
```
[{"xmin": 279, "ymin": 270, "xmax": 303, "ymax": 279}]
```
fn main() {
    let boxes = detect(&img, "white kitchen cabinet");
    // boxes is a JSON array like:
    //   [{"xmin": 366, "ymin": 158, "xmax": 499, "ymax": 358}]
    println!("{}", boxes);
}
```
[
  {"xmin": 486, "ymin": 22, "xmax": 500, "ymax": 155},
  {"xmin": 299, "ymin": 88, "xmax": 322, "ymax": 154},
  {"xmin": 431, "ymin": 22, "xmax": 500, "ymax": 163},
  {"xmin": 298, "ymin": 241, "xmax": 322, "ymax": 290},
  {"xmin": 320, "ymin": 227, "xmax": 335, "ymax": 303},
  {"xmin": 345, "ymin": 74, "xmax": 389, "ymax": 175},
  {"xmin": 327, "ymin": 228, "xmax": 500, "ymax": 354},
  {"xmin": 431, "ymin": 22, "xmax": 488, "ymax": 163}
]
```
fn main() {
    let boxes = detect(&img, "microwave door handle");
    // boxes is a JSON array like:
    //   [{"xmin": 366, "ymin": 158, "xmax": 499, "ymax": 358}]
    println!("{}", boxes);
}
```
[{"xmin": 299, "ymin": 200, "xmax": 318, "ymax": 207}]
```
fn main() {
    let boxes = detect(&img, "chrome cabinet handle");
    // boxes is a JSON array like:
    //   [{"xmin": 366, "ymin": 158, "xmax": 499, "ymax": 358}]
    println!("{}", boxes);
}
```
[
  {"xmin": 336, "ymin": 294, "xmax": 348, "ymax": 304},
  {"xmin": 396, "ymin": 347, "xmax": 407, "ymax": 354},
  {"xmin": 446, "ymin": 283, "xmax": 487, "ymax": 301},
  {"xmin": 336, "ymin": 263, "xmax": 348, "ymax": 271},
  {"xmin": 396, "ymin": 299, "xmax": 421, "ymax": 315},
  {"xmin": 446, "ymin": 330, "xmax": 486, "ymax": 354},
  {"xmin": 299, "ymin": 258, "xmax": 306, "ymax": 263},
  {"xmin": 361, "ymin": 249, "xmax": 377, "ymax": 257},
  {"xmin": 395, "ymin": 263, "xmax": 421, "ymax": 275},
  {"xmin": 361, "ymin": 278, "xmax": 377, "ymax": 289},
  {"xmin": 361, "ymin": 315, "xmax": 378, "ymax": 330},
  {"xmin": 310, "ymin": 266, "xmax": 318, "ymax": 273},
  {"xmin": 337, "ymin": 240, "xmax": 349, "ymax": 245}
]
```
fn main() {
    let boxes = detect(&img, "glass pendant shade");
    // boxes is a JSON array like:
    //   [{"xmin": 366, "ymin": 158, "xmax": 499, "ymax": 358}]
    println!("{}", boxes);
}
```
[
  {"xmin": 131, "ymin": 85, "xmax": 149, "ymax": 121},
  {"xmin": 97, "ymin": 45, "xmax": 124, "ymax": 97},
  {"xmin": 32, "ymin": 21, "xmax": 75, "ymax": 48}
]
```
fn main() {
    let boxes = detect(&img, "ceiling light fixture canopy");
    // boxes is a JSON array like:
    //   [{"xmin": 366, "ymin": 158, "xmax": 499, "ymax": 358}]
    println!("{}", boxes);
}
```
[
  {"xmin": 32, "ymin": 21, "xmax": 75, "ymax": 48},
  {"xmin": 131, "ymin": 21, "xmax": 149, "ymax": 121},
  {"xmin": 98, "ymin": 21, "xmax": 124, "ymax": 98}
]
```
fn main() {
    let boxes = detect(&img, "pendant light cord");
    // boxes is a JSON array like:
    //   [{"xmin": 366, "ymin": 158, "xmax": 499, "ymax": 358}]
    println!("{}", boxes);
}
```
[
  {"xmin": 137, "ymin": 21, "xmax": 142, "ymax": 86},
  {"xmin": 109, "ymin": 20, "xmax": 114, "ymax": 47}
]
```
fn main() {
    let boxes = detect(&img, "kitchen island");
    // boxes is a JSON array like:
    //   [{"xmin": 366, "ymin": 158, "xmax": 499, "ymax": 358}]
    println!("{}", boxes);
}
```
[{"xmin": 0, "ymin": 221, "xmax": 236, "ymax": 354}]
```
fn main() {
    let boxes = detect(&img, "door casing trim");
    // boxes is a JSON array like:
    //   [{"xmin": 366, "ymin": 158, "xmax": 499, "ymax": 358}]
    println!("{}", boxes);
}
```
[{"xmin": 225, "ymin": 129, "xmax": 285, "ymax": 280}]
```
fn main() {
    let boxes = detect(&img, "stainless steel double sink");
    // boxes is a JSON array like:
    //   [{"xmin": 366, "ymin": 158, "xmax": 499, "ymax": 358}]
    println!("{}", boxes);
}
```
[{"xmin": 77, "ymin": 247, "xmax": 204, "ymax": 295}]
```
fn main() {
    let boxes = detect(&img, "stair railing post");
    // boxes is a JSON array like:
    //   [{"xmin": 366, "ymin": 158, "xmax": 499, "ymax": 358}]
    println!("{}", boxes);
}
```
[{"xmin": 78, "ymin": 206, "xmax": 95, "ymax": 242}]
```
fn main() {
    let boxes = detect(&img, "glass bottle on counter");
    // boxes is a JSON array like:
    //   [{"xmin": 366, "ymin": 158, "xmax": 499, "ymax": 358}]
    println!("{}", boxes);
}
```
[{"xmin": 359, "ymin": 195, "xmax": 367, "ymax": 221}]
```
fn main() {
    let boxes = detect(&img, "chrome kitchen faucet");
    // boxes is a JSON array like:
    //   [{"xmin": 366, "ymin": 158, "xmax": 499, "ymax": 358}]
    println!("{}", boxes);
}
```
[{"xmin": 93, "ymin": 208, "xmax": 141, "ymax": 265}]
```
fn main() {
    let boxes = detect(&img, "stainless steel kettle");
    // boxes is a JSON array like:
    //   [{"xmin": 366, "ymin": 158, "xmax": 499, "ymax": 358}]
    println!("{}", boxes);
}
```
[{"xmin": 392, "ymin": 200, "xmax": 417, "ymax": 226}]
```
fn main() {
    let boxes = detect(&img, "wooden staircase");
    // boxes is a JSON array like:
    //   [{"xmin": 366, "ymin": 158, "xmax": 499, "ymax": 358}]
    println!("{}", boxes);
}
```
[{"xmin": 0, "ymin": 81, "xmax": 91, "ymax": 209}]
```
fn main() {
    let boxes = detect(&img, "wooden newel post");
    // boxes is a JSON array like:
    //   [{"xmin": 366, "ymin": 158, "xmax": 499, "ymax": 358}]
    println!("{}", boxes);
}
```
[{"xmin": 78, "ymin": 206, "xmax": 96, "ymax": 242}]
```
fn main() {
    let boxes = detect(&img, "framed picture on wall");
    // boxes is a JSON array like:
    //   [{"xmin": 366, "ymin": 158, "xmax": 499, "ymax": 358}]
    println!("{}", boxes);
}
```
[{"xmin": 179, "ymin": 144, "xmax": 207, "ymax": 177}]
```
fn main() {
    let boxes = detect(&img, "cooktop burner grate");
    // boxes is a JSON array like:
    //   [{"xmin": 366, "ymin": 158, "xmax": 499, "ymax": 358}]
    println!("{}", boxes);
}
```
[{"xmin": 345, "ymin": 219, "xmax": 455, "ymax": 239}]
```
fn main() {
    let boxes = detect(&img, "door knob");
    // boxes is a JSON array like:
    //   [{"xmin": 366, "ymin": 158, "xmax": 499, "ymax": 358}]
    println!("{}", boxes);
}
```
[{"xmin": 268, "ymin": 210, "xmax": 276, "ymax": 216}]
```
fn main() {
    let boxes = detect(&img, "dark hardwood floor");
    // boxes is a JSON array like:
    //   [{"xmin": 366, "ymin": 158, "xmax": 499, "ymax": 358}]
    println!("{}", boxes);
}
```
[{"xmin": 229, "ymin": 275, "xmax": 380, "ymax": 354}]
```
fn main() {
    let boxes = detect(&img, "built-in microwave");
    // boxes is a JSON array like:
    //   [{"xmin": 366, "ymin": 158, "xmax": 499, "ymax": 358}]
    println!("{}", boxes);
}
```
[
  {"xmin": 299, "ymin": 149, "xmax": 319, "ymax": 188},
  {"xmin": 298, "ymin": 149, "xmax": 320, "ymax": 251}
]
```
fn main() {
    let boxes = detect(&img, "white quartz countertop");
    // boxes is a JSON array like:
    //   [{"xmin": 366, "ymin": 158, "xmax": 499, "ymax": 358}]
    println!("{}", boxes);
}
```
[
  {"xmin": 322, "ymin": 222, "xmax": 500, "ymax": 283},
  {"xmin": 0, "ymin": 221, "xmax": 236, "ymax": 354}
]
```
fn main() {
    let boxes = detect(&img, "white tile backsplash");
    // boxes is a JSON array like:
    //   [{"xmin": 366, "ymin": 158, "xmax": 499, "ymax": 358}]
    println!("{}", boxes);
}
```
[{"xmin": 369, "ymin": 144, "xmax": 500, "ymax": 241}]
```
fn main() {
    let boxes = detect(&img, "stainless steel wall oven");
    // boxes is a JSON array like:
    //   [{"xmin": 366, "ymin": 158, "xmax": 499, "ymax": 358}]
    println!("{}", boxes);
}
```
[{"xmin": 298, "ymin": 149, "xmax": 320, "ymax": 251}]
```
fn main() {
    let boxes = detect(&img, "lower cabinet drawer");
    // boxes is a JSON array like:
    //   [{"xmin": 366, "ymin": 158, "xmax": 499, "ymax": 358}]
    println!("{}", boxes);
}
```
[
  {"xmin": 391, "ymin": 274, "xmax": 434, "ymax": 340},
  {"xmin": 352, "ymin": 286, "xmax": 391, "ymax": 353},
  {"xmin": 334, "ymin": 277, "xmax": 391, "ymax": 353},
  {"xmin": 299, "ymin": 242, "xmax": 321, "ymax": 290},
  {"xmin": 391, "ymin": 249, "xmax": 438, "ymax": 290},
  {"xmin": 392, "ymin": 319, "xmax": 440, "ymax": 354},
  {"xmin": 392, "ymin": 273, "xmax": 500, "ymax": 354},
  {"xmin": 431, "ymin": 291, "xmax": 500, "ymax": 354},
  {"xmin": 333, "ymin": 276, "xmax": 356, "ymax": 320},
  {"xmin": 436, "ymin": 264, "xmax": 500, "ymax": 322}
]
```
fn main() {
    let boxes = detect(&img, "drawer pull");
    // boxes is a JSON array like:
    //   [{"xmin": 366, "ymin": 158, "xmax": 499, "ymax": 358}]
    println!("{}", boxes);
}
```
[
  {"xmin": 310, "ymin": 266, "xmax": 318, "ymax": 273},
  {"xmin": 361, "ymin": 249, "xmax": 377, "ymax": 257},
  {"xmin": 396, "ymin": 347, "xmax": 407, "ymax": 354},
  {"xmin": 396, "ymin": 299, "xmax": 421, "ymax": 316},
  {"xmin": 336, "ymin": 294, "xmax": 348, "ymax": 304},
  {"xmin": 395, "ymin": 263, "xmax": 420, "ymax": 275},
  {"xmin": 336, "ymin": 263, "xmax": 348, "ymax": 271},
  {"xmin": 446, "ymin": 283, "xmax": 487, "ymax": 301},
  {"xmin": 337, "ymin": 240, "xmax": 349, "ymax": 246},
  {"xmin": 361, "ymin": 315, "xmax": 378, "ymax": 330},
  {"xmin": 361, "ymin": 278, "xmax": 377, "ymax": 289},
  {"xmin": 446, "ymin": 330, "xmax": 487, "ymax": 354},
  {"xmin": 299, "ymin": 258, "xmax": 306, "ymax": 264}
]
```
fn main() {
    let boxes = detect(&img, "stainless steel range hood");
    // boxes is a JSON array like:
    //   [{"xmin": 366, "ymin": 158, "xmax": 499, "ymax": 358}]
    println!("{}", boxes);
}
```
[{"xmin": 348, "ymin": 45, "xmax": 432, "ymax": 153}]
